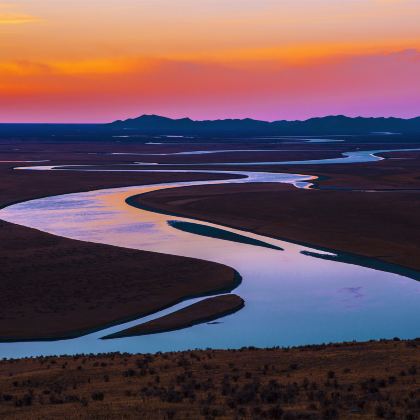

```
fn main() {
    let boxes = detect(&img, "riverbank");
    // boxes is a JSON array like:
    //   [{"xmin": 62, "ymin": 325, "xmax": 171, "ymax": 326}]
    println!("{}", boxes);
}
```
[
  {"xmin": 0, "ymin": 338, "xmax": 418, "ymax": 419},
  {"xmin": 137, "ymin": 181, "xmax": 420, "ymax": 273}
]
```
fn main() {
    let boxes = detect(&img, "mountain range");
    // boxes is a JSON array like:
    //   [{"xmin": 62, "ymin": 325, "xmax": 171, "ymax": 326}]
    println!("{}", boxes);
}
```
[{"xmin": 110, "ymin": 114, "xmax": 420, "ymax": 135}]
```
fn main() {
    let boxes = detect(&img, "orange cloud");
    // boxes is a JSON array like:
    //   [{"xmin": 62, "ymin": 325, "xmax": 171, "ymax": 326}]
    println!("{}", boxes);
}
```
[
  {"xmin": 0, "ymin": 3, "xmax": 39, "ymax": 25},
  {"xmin": 52, "ymin": 58, "xmax": 157, "ymax": 75},
  {"xmin": 0, "ymin": 15, "xmax": 38, "ymax": 24},
  {"xmin": 0, "ymin": 1, "xmax": 38, "ymax": 26},
  {"xmin": 0, "ymin": 57, "xmax": 159, "ymax": 78}
]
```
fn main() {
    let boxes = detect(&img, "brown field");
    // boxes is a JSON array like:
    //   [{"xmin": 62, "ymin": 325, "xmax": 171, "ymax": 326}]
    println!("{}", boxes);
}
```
[{"xmin": 0, "ymin": 339, "xmax": 418, "ymax": 419}]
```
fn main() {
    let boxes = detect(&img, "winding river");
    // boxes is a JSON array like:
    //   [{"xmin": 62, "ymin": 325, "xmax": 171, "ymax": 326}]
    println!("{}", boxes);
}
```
[
  {"xmin": 126, "ymin": 147, "xmax": 420, "ymax": 165},
  {"xmin": 0, "ymin": 147, "xmax": 419, "ymax": 358}
]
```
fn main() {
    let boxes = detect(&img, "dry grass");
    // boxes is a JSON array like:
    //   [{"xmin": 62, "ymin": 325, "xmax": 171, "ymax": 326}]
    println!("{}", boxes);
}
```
[{"xmin": 0, "ymin": 339, "xmax": 418, "ymax": 419}]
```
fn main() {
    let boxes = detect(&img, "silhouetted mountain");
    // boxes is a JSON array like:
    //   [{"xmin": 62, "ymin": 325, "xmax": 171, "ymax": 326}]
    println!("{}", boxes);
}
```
[
  {"xmin": 111, "ymin": 115, "xmax": 270, "ymax": 133},
  {"xmin": 109, "ymin": 114, "xmax": 420, "ymax": 135},
  {"xmin": 1, "ymin": 115, "xmax": 420, "ymax": 138}
]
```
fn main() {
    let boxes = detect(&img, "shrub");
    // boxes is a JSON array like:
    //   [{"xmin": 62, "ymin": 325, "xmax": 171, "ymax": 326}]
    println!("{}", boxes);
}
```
[
  {"xmin": 375, "ymin": 405, "xmax": 386, "ymax": 418},
  {"xmin": 91, "ymin": 392, "xmax": 104, "ymax": 401},
  {"xmin": 123, "ymin": 368, "xmax": 136, "ymax": 377}
]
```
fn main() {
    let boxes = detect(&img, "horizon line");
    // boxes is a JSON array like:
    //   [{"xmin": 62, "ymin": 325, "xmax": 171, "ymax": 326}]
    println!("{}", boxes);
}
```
[{"xmin": 1, "ymin": 113, "xmax": 420, "ymax": 125}]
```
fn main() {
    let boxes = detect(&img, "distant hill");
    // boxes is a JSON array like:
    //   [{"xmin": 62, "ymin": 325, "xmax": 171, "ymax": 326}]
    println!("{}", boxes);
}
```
[{"xmin": 109, "ymin": 114, "xmax": 420, "ymax": 135}]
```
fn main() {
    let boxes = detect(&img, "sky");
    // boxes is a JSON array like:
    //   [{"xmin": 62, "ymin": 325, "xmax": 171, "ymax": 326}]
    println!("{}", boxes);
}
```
[{"xmin": 0, "ymin": 0, "xmax": 419, "ymax": 122}]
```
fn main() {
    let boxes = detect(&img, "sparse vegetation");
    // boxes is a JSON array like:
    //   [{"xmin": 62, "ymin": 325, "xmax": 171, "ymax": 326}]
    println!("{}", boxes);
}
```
[{"xmin": 0, "ymin": 338, "xmax": 418, "ymax": 419}]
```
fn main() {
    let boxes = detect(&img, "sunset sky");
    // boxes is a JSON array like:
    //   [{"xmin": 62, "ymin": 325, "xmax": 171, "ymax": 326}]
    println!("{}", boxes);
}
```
[{"xmin": 1, "ymin": 0, "xmax": 419, "ymax": 122}]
